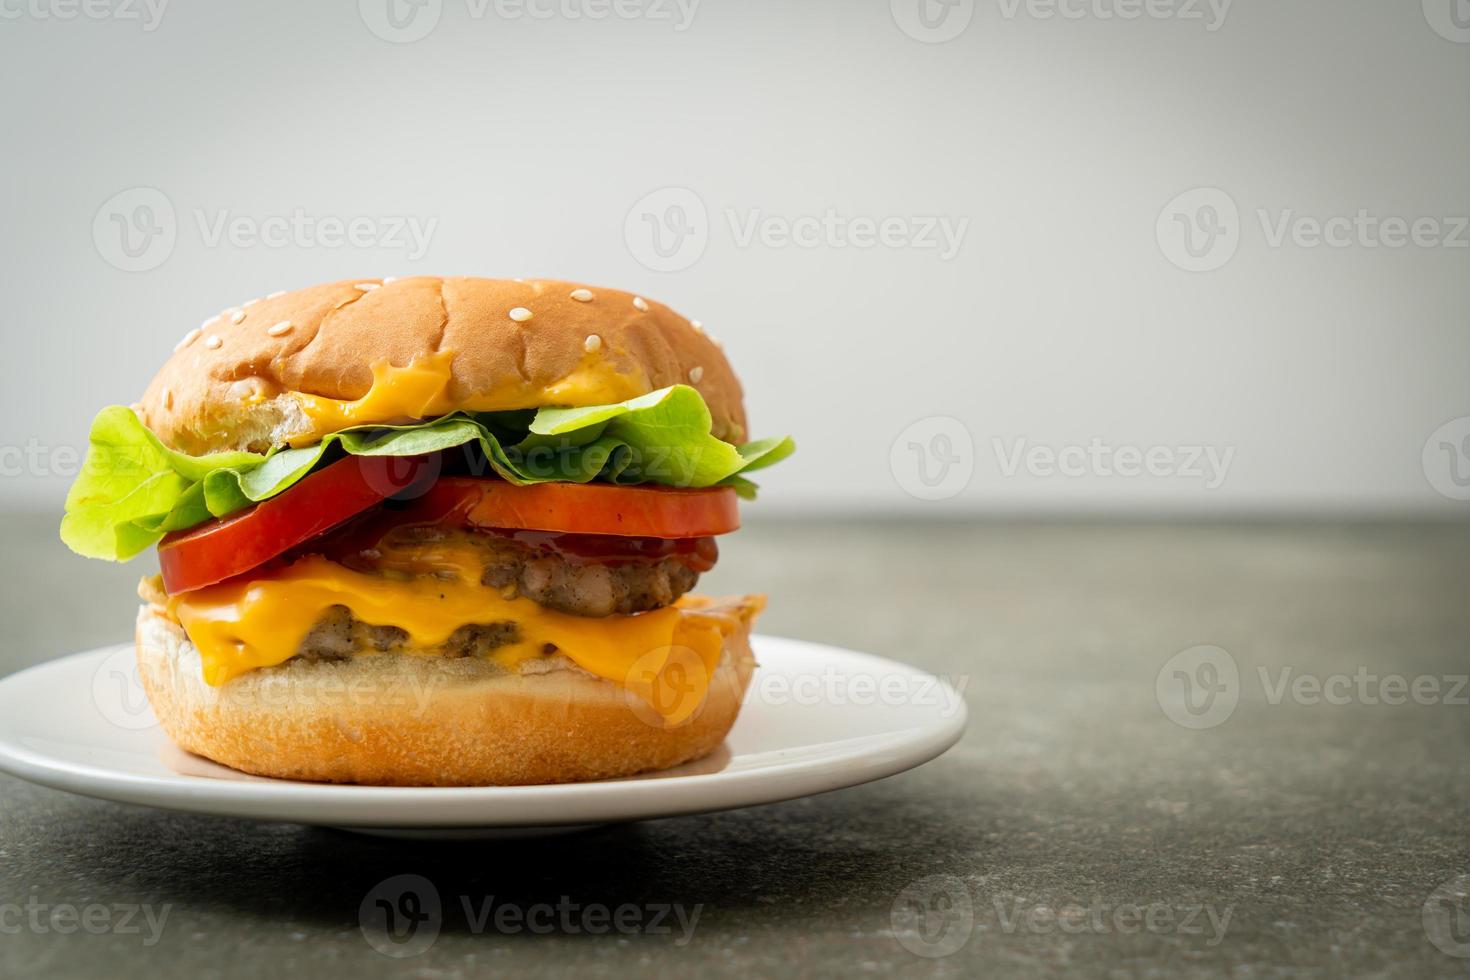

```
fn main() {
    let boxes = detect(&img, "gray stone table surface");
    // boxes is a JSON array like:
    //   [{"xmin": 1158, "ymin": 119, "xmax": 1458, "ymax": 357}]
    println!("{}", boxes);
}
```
[{"xmin": 1, "ymin": 513, "xmax": 1467, "ymax": 978}]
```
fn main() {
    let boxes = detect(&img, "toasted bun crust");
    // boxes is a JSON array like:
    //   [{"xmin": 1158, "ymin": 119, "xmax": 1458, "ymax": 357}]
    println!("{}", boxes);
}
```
[
  {"xmin": 135, "ymin": 603, "xmax": 757, "ymax": 786},
  {"xmin": 138, "ymin": 277, "xmax": 747, "ymax": 454}
]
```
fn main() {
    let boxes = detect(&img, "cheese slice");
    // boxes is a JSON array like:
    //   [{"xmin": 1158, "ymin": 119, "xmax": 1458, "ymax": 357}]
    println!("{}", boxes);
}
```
[
  {"xmin": 289, "ymin": 350, "xmax": 648, "ymax": 446},
  {"xmin": 167, "ymin": 556, "xmax": 761, "ymax": 726}
]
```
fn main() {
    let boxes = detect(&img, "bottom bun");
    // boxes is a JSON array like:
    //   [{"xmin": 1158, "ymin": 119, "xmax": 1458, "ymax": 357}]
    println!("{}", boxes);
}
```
[{"xmin": 135, "ymin": 602, "xmax": 758, "ymax": 786}]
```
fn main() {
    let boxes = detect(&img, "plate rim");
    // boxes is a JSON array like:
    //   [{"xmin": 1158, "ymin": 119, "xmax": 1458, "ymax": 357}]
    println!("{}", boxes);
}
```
[{"xmin": 0, "ymin": 636, "xmax": 968, "ymax": 828}]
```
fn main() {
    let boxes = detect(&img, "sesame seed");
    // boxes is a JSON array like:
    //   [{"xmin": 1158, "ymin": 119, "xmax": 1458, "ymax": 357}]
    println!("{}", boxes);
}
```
[
  {"xmin": 570, "ymin": 289, "xmax": 595, "ymax": 303},
  {"xmin": 691, "ymin": 320, "xmax": 703, "ymax": 331},
  {"xmin": 584, "ymin": 334, "xmax": 603, "ymax": 353},
  {"xmin": 689, "ymin": 366, "xmax": 704, "ymax": 383},
  {"xmin": 267, "ymin": 290, "xmax": 286, "ymax": 299},
  {"xmin": 175, "ymin": 328, "xmax": 201, "ymax": 352},
  {"xmin": 229, "ymin": 310, "xmax": 246, "ymax": 324},
  {"xmin": 163, "ymin": 388, "xmax": 174, "ymax": 410},
  {"xmin": 242, "ymin": 298, "xmax": 260, "ymax": 308},
  {"xmin": 354, "ymin": 282, "xmax": 379, "ymax": 291},
  {"xmin": 632, "ymin": 296, "xmax": 649, "ymax": 312},
  {"xmin": 382, "ymin": 276, "xmax": 397, "ymax": 284},
  {"xmin": 267, "ymin": 321, "xmax": 293, "ymax": 337},
  {"xmin": 509, "ymin": 307, "xmax": 534, "ymax": 323},
  {"xmin": 205, "ymin": 335, "xmax": 223, "ymax": 350}
]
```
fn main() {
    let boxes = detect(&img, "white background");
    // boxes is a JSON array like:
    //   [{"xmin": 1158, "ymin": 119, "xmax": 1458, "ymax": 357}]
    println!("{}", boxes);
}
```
[{"xmin": 1, "ymin": 0, "xmax": 1466, "ymax": 515}]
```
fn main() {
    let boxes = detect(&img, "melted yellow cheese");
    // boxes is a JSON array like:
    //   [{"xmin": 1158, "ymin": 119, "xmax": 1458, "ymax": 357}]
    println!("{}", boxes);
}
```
[
  {"xmin": 167, "ymin": 556, "xmax": 755, "ymax": 726},
  {"xmin": 290, "ymin": 350, "xmax": 647, "ymax": 446}
]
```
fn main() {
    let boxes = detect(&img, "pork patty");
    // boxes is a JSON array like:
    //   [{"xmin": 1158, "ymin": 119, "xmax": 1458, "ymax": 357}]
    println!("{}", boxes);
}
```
[
  {"xmin": 346, "ymin": 526, "xmax": 702, "ymax": 618},
  {"xmin": 295, "ymin": 605, "xmax": 523, "ymax": 662}
]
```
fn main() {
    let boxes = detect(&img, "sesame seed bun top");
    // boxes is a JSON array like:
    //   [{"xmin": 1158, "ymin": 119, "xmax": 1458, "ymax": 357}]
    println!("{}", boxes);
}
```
[{"xmin": 137, "ymin": 277, "xmax": 748, "ymax": 455}]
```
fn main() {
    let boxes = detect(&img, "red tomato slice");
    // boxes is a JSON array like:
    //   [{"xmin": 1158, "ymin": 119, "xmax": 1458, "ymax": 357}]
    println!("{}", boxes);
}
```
[
  {"xmin": 159, "ymin": 456, "xmax": 740, "ymax": 594},
  {"xmin": 396, "ymin": 478, "xmax": 741, "ymax": 540},
  {"xmin": 158, "ymin": 454, "xmax": 437, "ymax": 594}
]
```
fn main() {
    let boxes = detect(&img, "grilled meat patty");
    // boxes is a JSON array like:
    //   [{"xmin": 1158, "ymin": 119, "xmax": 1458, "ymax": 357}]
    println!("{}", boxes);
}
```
[{"xmin": 337, "ymin": 525, "xmax": 706, "ymax": 618}]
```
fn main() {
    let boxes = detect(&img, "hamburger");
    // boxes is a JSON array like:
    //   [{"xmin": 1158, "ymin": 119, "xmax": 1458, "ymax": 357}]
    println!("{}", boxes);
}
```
[{"xmin": 60, "ymin": 277, "xmax": 793, "ymax": 786}]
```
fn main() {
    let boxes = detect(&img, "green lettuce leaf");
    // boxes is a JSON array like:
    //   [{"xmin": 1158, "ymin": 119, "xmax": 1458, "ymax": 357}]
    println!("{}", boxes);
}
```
[{"xmin": 60, "ymin": 386, "xmax": 794, "ymax": 561}]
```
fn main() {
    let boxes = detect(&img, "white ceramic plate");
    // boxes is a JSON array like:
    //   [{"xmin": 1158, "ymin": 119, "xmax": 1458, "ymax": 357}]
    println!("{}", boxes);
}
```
[{"xmin": 0, "ymin": 637, "xmax": 966, "ymax": 838}]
